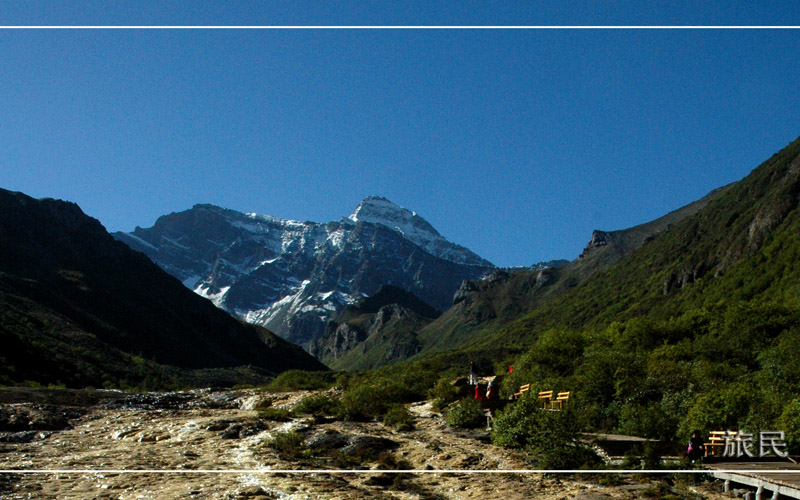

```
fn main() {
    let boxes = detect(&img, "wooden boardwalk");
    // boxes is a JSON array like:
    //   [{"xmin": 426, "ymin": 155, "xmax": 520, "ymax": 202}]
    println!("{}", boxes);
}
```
[
  {"xmin": 705, "ymin": 461, "xmax": 800, "ymax": 499},
  {"xmin": 582, "ymin": 433, "xmax": 675, "ymax": 457}
]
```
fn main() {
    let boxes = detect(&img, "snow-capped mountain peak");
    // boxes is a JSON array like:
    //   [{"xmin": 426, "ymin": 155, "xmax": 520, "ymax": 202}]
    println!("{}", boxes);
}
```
[
  {"xmin": 346, "ymin": 196, "xmax": 488, "ymax": 266},
  {"xmin": 114, "ymin": 197, "xmax": 494, "ymax": 346},
  {"xmin": 348, "ymin": 196, "xmax": 440, "ymax": 236}
]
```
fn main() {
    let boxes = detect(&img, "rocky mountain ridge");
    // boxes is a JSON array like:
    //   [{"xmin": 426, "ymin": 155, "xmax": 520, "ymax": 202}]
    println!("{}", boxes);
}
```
[
  {"xmin": 347, "ymin": 196, "xmax": 487, "ymax": 266},
  {"xmin": 114, "ymin": 197, "xmax": 495, "ymax": 346}
]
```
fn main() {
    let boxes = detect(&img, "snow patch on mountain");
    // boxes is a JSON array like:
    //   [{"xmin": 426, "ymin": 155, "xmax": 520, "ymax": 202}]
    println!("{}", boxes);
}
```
[
  {"xmin": 195, "ymin": 284, "xmax": 230, "ymax": 308},
  {"xmin": 326, "ymin": 228, "xmax": 348, "ymax": 250}
]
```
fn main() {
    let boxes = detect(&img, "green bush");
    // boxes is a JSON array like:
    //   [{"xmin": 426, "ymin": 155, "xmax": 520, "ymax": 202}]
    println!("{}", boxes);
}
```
[
  {"xmin": 758, "ymin": 328, "xmax": 800, "ymax": 391},
  {"xmin": 501, "ymin": 328, "xmax": 586, "ymax": 396},
  {"xmin": 256, "ymin": 406, "xmax": 294, "ymax": 421},
  {"xmin": 428, "ymin": 376, "xmax": 462, "ymax": 411},
  {"xmin": 337, "ymin": 368, "xmax": 433, "ymax": 421},
  {"xmin": 492, "ymin": 397, "xmax": 600, "ymax": 469},
  {"xmin": 383, "ymin": 404, "xmax": 415, "ymax": 431},
  {"xmin": 618, "ymin": 402, "xmax": 678, "ymax": 441},
  {"xmin": 339, "ymin": 383, "xmax": 392, "ymax": 421},
  {"xmin": 267, "ymin": 431, "xmax": 307, "ymax": 459},
  {"xmin": 263, "ymin": 370, "xmax": 334, "ymax": 392},
  {"xmin": 680, "ymin": 383, "xmax": 751, "ymax": 437},
  {"xmin": 294, "ymin": 393, "xmax": 340, "ymax": 417},
  {"xmin": 779, "ymin": 399, "xmax": 800, "ymax": 454},
  {"xmin": 445, "ymin": 398, "xmax": 486, "ymax": 429}
]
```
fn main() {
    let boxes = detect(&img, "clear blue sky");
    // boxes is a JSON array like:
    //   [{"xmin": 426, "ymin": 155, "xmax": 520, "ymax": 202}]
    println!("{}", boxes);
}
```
[{"xmin": 2, "ymin": 2, "xmax": 800, "ymax": 267}]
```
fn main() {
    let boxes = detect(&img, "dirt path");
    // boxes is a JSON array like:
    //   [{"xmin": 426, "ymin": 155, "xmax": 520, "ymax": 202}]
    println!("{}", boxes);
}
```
[{"xmin": 0, "ymin": 389, "xmax": 729, "ymax": 499}]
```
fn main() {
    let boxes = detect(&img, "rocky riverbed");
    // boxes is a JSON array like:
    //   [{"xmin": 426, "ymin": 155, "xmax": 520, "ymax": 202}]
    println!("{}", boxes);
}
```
[{"xmin": 0, "ymin": 388, "xmax": 728, "ymax": 499}]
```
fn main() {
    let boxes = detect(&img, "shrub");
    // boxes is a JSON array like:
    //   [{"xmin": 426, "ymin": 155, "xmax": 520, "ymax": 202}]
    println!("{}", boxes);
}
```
[
  {"xmin": 445, "ymin": 398, "xmax": 486, "ymax": 429},
  {"xmin": 256, "ymin": 406, "xmax": 294, "ymax": 421},
  {"xmin": 618, "ymin": 402, "xmax": 678, "ymax": 441},
  {"xmin": 680, "ymin": 383, "xmax": 751, "ymax": 438},
  {"xmin": 339, "ymin": 383, "xmax": 391, "ymax": 421},
  {"xmin": 428, "ymin": 376, "xmax": 462, "ymax": 411},
  {"xmin": 779, "ymin": 399, "xmax": 800, "ymax": 454},
  {"xmin": 758, "ymin": 328, "xmax": 800, "ymax": 392},
  {"xmin": 492, "ymin": 397, "xmax": 600, "ymax": 469},
  {"xmin": 263, "ymin": 370, "xmax": 334, "ymax": 392},
  {"xmin": 337, "ymin": 372, "xmax": 425, "ymax": 421},
  {"xmin": 383, "ymin": 404, "xmax": 415, "ymax": 431},
  {"xmin": 295, "ymin": 393, "xmax": 340, "ymax": 417},
  {"xmin": 267, "ymin": 431, "xmax": 306, "ymax": 459}
]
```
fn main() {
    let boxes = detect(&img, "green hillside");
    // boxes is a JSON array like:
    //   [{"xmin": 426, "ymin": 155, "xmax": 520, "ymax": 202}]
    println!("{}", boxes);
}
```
[
  {"xmin": 484, "ymin": 135, "xmax": 800, "ymax": 350},
  {"xmin": 415, "ymin": 184, "xmax": 730, "ymax": 357},
  {"xmin": 406, "ymin": 135, "xmax": 800, "ymax": 446}
]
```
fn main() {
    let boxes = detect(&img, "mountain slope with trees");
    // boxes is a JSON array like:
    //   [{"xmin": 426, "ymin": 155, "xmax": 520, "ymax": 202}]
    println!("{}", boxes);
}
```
[
  {"xmin": 0, "ymin": 189, "xmax": 326, "ymax": 388},
  {"xmin": 414, "ymin": 183, "xmax": 731, "ymax": 356},
  {"xmin": 404, "ymin": 135, "xmax": 800, "ymax": 447},
  {"xmin": 482, "ymin": 135, "xmax": 800, "ymax": 353}
]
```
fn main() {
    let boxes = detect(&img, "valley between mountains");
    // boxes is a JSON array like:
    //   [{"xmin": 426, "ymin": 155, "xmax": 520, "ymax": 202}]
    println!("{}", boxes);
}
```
[
  {"xmin": 112, "ymin": 188, "xmax": 719, "ymax": 371},
  {"xmin": 3, "ymin": 135, "xmax": 800, "ymax": 497}
]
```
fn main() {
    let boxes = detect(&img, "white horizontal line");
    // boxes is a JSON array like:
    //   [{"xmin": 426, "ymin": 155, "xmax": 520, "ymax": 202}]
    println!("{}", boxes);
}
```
[{"xmin": 2, "ymin": 469, "xmax": 798, "ymax": 474}]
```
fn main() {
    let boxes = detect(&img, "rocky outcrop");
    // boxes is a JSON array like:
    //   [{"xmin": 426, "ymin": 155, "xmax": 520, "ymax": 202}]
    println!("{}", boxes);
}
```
[
  {"xmin": 453, "ymin": 279, "xmax": 480, "ymax": 305},
  {"xmin": 308, "ymin": 286, "xmax": 438, "ymax": 368},
  {"xmin": 306, "ymin": 430, "xmax": 399, "ymax": 460},
  {"xmin": 535, "ymin": 268, "xmax": 557, "ymax": 288},
  {"xmin": 310, "ymin": 303, "xmax": 427, "ymax": 362},
  {"xmin": 585, "ymin": 230, "xmax": 613, "ymax": 250},
  {"xmin": 313, "ymin": 322, "xmax": 368, "ymax": 360},
  {"xmin": 0, "ymin": 403, "xmax": 87, "ymax": 443},
  {"xmin": 452, "ymin": 271, "xmax": 512, "ymax": 307},
  {"xmin": 663, "ymin": 264, "xmax": 708, "ymax": 295}
]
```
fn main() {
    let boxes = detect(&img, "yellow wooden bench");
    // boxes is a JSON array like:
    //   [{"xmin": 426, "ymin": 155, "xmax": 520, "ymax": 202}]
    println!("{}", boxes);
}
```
[
  {"xmin": 513, "ymin": 384, "xmax": 531, "ymax": 399},
  {"xmin": 550, "ymin": 391, "xmax": 570, "ymax": 410},
  {"xmin": 705, "ymin": 430, "xmax": 728, "ymax": 457},
  {"xmin": 537, "ymin": 390, "xmax": 553, "ymax": 408}
]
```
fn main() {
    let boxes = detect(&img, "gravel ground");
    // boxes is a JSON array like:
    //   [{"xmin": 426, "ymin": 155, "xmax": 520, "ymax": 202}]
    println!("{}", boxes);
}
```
[{"xmin": 0, "ymin": 389, "xmax": 730, "ymax": 499}]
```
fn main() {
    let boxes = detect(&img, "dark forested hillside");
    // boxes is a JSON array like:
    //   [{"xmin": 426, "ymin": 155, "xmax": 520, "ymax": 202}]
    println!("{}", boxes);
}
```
[{"xmin": 0, "ymin": 189, "xmax": 326, "ymax": 388}]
